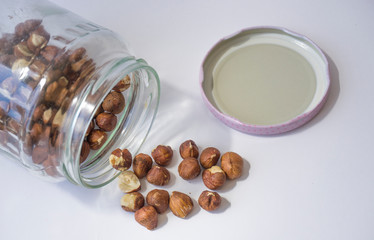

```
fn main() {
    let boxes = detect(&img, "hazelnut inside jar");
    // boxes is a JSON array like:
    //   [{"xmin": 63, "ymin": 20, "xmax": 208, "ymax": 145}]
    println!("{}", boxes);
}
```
[{"xmin": 0, "ymin": 1, "xmax": 160, "ymax": 188}]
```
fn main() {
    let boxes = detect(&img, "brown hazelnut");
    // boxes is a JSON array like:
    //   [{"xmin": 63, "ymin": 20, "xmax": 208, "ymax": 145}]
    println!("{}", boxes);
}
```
[
  {"xmin": 202, "ymin": 166, "xmax": 226, "ymax": 190},
  {"xmin": 85, "ymin": 120, "xmax": 94, "ymax": 137},
  {"xmin": 134, "ymin": 206, "xmax": 158, "ymax": 230},
  {"xmin": 109, "ymin": 148, "xmax": 132, "ymax": 171},
  {"xmin": 13, "ymin": 42, "xmax": 33, "ymax": 59},
  {"xmin": 32, "ymin": 145, "xmax": 48, "ymax": 164},
  {"xmin": 94, "ymin": 105, "xmax": 104, "ymax": 118},
  {"xmin": 113, "ymin": 75, "xmax": 131, "ymax": 92},
  {"xmin": 179, "ymin": 140, "xmax": 199, "ymax": 159},
  {"xmin": 133, "ymin": 153, "xmax": 153, "ymax": 178},
  {"xmin": 80, "ymin": 141, "xmax": 90, "ymax": 164},
  {"xmin": 27, "ymin": 26, "xmax": 49, "ymax": 52},
  {"xmin": 146, "ymin": 166, "xmax": 170, "ymax": 186},
  {"xmin": 102, "ymin": 91, "xmax": 125, "ymax": 114},
  {"xmin": 200, "ymin": 147, "xmax": 220, "ymax": 168},
  {"xmin": 198, "ymin": 190, "xmax": 221, "ymax": 211},
  {"xmin": 68, "ymin": 47, "xmax": 86, "ymax": 63},
  {"xmin": 96, "ymin": 112, "xmax": 117, "ymax": 132},
  {"xmin": 146, "ymin": 189, "xmax": 169, "ymax": 214},
  {"xmin": 151, "ymin": 145, "xmax": 173, "ymax": 166},
  {"xmin": 118, "ymin": 171, "xmax": 141, "ymax": 193},
  {"xmin": 221, "ymin": 152, "xmax": 243, "ymax": 180},
  {"xmin": 40, "ymin": 45, "xmax": 59, "ymax": 62},
  {"xmin": 30, "ymin": 122, "xmax": 43, "ymax": 142},
  {"xmin": 87, "ymin": 129, "xmax": 107, "ymax": 150},
  {"xmin": 178, "ymin": 157, "xmax": 201, "ymax": 180},
  {"xmin": 169, "ymin": 191, "xmax": 194, "ymax": 218},
  {"xmin": 121, "ymin": 192, "xmax": 144, "ymax": 212}
]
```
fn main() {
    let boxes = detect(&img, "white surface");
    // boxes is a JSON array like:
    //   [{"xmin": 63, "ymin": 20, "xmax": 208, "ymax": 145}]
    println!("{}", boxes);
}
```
[{"xmin": 1, "ymin": 0, "xmax": 374, "ymax": 239}]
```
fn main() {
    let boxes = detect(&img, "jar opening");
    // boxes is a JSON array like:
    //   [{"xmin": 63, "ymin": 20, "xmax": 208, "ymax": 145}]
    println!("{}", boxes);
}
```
[{"xmin": 64, "ymin": 59, "xmax": 159, "ymax": 188}]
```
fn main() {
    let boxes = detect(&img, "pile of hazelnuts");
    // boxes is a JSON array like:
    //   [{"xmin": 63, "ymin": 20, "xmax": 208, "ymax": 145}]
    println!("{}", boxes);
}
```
[{"xmin": 108, "ymin": 139, "xmax": 244, "ymax": 230}]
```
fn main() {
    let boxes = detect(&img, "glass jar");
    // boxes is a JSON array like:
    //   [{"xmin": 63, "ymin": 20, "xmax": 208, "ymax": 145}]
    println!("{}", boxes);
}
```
[{"xmin": 0, "ymin": 0, "xmax": 160, "ymax": 188}]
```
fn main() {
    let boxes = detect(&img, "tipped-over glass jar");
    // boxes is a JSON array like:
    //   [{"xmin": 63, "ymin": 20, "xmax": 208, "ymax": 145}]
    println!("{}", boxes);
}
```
[{"xmin": 0, "ymin": 0, "xmax": 160, "ymax": 188}]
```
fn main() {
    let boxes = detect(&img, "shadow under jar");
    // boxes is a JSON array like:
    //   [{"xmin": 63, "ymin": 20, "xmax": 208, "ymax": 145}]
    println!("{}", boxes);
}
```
[{"xmin": 0, "ymin": 0, "xmax": 160, "ymax": 188}]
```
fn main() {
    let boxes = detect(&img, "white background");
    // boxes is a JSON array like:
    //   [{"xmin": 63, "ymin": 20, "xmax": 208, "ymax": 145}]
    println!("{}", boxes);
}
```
[{"xmin": 1, "ymin": 0, "xmax": 374, "ymax": 239}]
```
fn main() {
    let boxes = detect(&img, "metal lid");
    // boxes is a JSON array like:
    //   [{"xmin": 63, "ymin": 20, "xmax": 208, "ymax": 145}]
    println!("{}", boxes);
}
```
[{"xmin": 200, "ymin": 26, "xmax": 330, "ymax": 135}]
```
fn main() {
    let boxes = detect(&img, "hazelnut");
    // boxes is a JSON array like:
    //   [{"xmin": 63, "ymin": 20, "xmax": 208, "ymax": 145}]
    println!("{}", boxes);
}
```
[
  {"xmin": 109, "ymin": 148, "xmax": 132, "ymax": 171},
  {"xmin": 40, "ymin": 45, "xmax": 59, "ymax": 62},
  {"xmin": 13, "ymin": 42, "xmax": 33, "ymax": 59},
  {"xmin": 113, "ymin": 75, "xmax": 130, "ymax": 92},
  {"xmin": 169, "ymin": 191, "xmax": 194, "ymax": 218},
  {"xmin": 27, "ymin": 26, "xmax": 49, "ymax": 52},
  {"xmin": 118, "ymin": 171, "xmax": 141, "ymax": 193},
  {"xmin": 133, "ymin": 153, "xmax": 153, "ymax": 178},
  {"xmin": 68, "ymin": 47, "xmax": 86, "ymax": 63},
  {"xmin": 200, "ymin": 147, "xmax": 220, "ymax": 168},
  {"xmin": 179, "ymin": 140, "xmax": 199, "ymax": 159},
  {"xmin": 146, "ymin": 189, "xmax": 169, "ymax": 214},
  {"xmin": 221, "ymin": 152, "xmax": 243, "ymax": 180},
  {"xmin": 146, "ymin": 166, "xmax": 170, "ymax": 186},
  {"xmin": 134, "ymin": 206, "xmax": 158, "ymax": 230},
  {"xmin": 96, "ymin": 112, "xmax": 117, "ymax": 132},
  {"xmin": 178, "ymin": 157, "xmax": 201, "ymax": 180},
  {"xmin": 102, "ymin": 91, "xmax": 125, "ymax": 114},
  {"xmin": 32, "ymin": 145, "xmax": 48, "ymax": 164},
  {"xmin": 30, "ymin": 122, "xmax": 43, "ymax": 142},
  {"xmin": 85, "ymin": 120, "xmax": 94, "ymax": 137},
  {"xmin": 80, "ymin": 141, "xmax": 90, "ymax": 164},
  {"xmin": 202, "ymin": 166, "xmax": 226, "ymax": 190},
  {"xmin": 87, "ymin": 129, "xmax": 107, "ymax": 150},
  {"xmin": 198, "ymin": 190, "xmax": 221, "ymax": 211},
  {"xmin": 120, "ymin": 192, "xmax": 144, "ymax": 212},
  {"xmin": 151, "ymin": 145, "xmax": 173, "ymax": 166},
  {"xmin": 94, "ymin": 105, "xmax": 104, "ymax": 118}
]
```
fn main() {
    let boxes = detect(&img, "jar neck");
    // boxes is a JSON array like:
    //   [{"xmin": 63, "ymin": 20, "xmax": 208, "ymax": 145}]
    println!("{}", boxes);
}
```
[{"xmin": 62, "ymin": 57, "xmax": 160, "ymax": 188}]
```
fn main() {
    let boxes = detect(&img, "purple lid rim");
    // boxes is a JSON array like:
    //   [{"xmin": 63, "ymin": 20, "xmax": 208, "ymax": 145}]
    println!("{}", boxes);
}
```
[{"xmin": 199, "ymin": 26, "xmax": 331, "ymax": 135}]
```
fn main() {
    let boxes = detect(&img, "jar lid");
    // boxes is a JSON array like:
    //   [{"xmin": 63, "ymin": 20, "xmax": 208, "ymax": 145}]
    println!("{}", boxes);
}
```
[{"xmin": 200, "ymin": 26, "xmax": 330, "ymax": 135}]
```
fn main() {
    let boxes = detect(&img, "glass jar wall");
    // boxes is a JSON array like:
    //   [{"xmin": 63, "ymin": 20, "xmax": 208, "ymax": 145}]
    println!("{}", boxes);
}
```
[{"xmin": 0, "ymin": 0, "xmax": 160, "ymax": 188}]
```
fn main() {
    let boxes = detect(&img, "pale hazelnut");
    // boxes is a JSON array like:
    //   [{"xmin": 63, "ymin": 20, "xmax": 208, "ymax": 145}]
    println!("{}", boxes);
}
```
[
  {"xmin": 96, "ymin": 112, "xmax": 117, "ymax": 132},
  {"xmin": 87, "ymin": 129, "xmax": 107, "ymax": 150},
  {"xmin": 102, "ymin": 91, "xmax": 125, "ymax": 114},
  {"xmin": 200, "ymin": 147, "xmax": 220, "ymax": 168},
  {"xmin": 178, "ymin": 157, "xmax": 201, "ymax": 180},
  {"xmin": 118, "ymin": 171, "xmax": 141, "ymax": 193},
  {"xmin": 113, "ymin": 75, "xmax": 130, "ymax": 92},
  {"xmin": 80, "ymin": 141, "xmax": 90, "ymax": 164},
  {"xmin": 146, "ymin": 189, "xmax": 169, "ymax": 214},
  {"xmin": 133, "ymin": 153, "xmax": 153, "ymax": 178},
  {"xmin": 109, "ymin": 148, "xmax": 132, "ymax": 171},
  {"xmin": 27, "ymin": 26, "xmax": 49, "ymax": 52},
  {"xmin": 221, "ymin": 152, "xmax": 243, "ymax": 180},
  {"xmin": 146, "ymin": 166, "xmax": 170, "ymax": 186},
  {"xmin": 134, "ymin": 206, "xmax": 158, "ymax": 230},
  {"xmin": 169, "ymin": 191, "xmax": 194, "ymax": 218},
  {"xmin": 202, "ymin": 166, "xmax": 226, "ymax": 190},
  {"xmin": 42, "ymin": 107, "xmax": 56, "ymax": 125},
  {"xmin": 198, "ymin": 190, "xmax": 221, "ymax": 211},
  {"xmin": 179, "ymin": 140, "xmax": 199, "ymax": 159},
  {"xmin": 121, "ymin": 192, "xmax": 144, "ymax": 212},
  {"xmin": 151, "ymin": 145, "xmax": 173, "ymax": 166}
]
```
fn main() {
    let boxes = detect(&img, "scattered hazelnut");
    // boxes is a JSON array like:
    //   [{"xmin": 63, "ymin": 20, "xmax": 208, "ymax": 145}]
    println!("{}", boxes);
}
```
[
  {"xmin": 178, "ymin": 157, "xmax": 201, "ymax": 180},
  {"xmin": 118, "ymin": 171, "xmax": 141, "ymax": 193},
  {"xmin": 200, "ymin": 147, "xmax": 220, "ymax": 169},
  {"xmin": 198, "ymin": 190, "xmax": 221, "ymax": 211},
  {"xmin": 169, "ymin": 191, "xmax": 194, "ymax": 218},
  {"xmin": 113, "ymin": 75, "xmax": 131, "ymax": 92},
  {"xmin": 221, "ymin": 152, "xmax": 243, "ymax": 180},
  {"xmin": 87, "ymin": 129, "xmax": 108, "ymax": 150},
  {"xmin": 133, "ymin": 153, "xmax": 153, "ymax": 178},
  {"xmin": 151, "ymin": 145, "xmax": 173, "ymax": 166},
  {"xmin": 121, "ymin": 192, "xmax": 144, "ymax": 212},
  {"xmin": 102, "ymin": 91, "xmax": 125, "ymax": 114},
  {"xmin": 179, "ymin": 140, "xmax": 199, "ymax": 159},
  {"xmin": 146, "ymin": 189, "xmax": 169, "ymax": 214},
  {"xmin": 134, "ymin": 206, "xmax": 158, "ymax": 230},
  {"xmin": 96, "ymin": 112, "xmax": 117, "ymax": 132},
  {"xmin": 202, "ymin": 166, "xmax": 226, "ymax": 190},
  {"xmin": 109, "ymin": 148, "xmax": 132, "ymax": 171},
  {"xmin": 146, "ymin": 166, "xmax": 170, "ymax": 186},
  {"xmin": 80, "ymin": 141, "xmax": 90, "ymax": 164}
]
